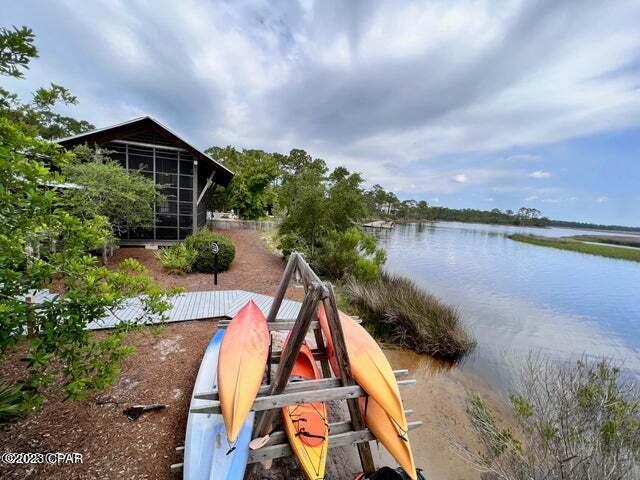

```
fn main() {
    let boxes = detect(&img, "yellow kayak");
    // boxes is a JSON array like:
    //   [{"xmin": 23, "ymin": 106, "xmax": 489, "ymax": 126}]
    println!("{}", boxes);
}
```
[
  {"xmin": 281, "ymin": 339, "xmax": 328, "ymax": 480},
  {"xmin": 359, "ymin": 396, "xmax": 417, "ymax": 480},
  {"xmin": 218, "ymin": 300, "xmax": 269, "ymax": 443},
  {"xmin": 318, "ymin": 305, "xmax": 415, "ymax": 478}
]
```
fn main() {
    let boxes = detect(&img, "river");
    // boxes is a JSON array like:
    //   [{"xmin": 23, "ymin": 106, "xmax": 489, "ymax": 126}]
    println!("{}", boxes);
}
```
[{"xmin": 374, "ymin": 221, "xmax": 640, "ymax": 389}]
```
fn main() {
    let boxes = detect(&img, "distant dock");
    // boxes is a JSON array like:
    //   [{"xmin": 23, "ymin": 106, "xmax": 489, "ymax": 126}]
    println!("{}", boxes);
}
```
[{"xmin": 362, "ymin": 220, "xmax": 394, "ymax": 230}]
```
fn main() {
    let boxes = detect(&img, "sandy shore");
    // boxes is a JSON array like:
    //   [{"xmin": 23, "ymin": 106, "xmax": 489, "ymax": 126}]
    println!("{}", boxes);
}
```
[{"xmin": 0, "ymin": 228, "xmax": 510, "ymax": 479}]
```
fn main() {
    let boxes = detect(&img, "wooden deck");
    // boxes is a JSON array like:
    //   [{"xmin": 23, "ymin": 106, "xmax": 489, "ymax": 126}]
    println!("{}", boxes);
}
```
[{"xmin": 27, "ymin": 289, "xmax": 303, "ymax": 330}]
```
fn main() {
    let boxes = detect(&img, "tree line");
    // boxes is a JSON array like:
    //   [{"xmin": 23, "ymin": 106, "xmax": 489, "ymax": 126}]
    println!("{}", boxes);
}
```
[{"xmin": 205, "ymin": 146, "xmax": 550, "ymax": 227}]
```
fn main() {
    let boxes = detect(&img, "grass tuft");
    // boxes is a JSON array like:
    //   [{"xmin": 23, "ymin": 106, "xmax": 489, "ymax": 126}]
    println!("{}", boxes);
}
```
[
  {"xmin": 510, "ymin": 234, "xmax": 640, "ymax": 262},
  {"xmin": 343, "ymin": 272, "xmax": 475, "ymax": 360}
]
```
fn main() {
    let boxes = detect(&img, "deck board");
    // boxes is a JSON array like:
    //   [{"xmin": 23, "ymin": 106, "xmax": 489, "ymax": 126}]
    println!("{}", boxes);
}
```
[{"xmin": 28, "ymin": 288, "xmax": 303, "ymax": 331}]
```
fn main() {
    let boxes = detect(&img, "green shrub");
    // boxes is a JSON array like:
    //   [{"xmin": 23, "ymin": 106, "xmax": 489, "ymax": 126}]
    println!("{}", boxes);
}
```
[
  {"xmin": 184, "ymin": 228, "xmax": 235, "ymax": 273},
  {"xmin": 277, "ymin": 233, "xmax": 309, "ymax": 259},
  {"xmin": 343, "ymin": 272, "xmax": 475, "ymax": 358},
  {"xmin": 155, "ymin": 243, "xmax": 197, "ymax": 274},
  {"xmin": 458, "ymin": 357, "xmax": 640, "ymax": 480},
  {"xmin": 319, "ymin": 228, "xmax": 386, "ymax": 281},
  {"xmin": 0, "ymin": 383, "xmax": 25, "ymax": 424}
]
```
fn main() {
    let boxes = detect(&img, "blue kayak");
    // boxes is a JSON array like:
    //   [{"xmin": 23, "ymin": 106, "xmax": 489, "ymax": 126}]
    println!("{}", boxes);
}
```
[{"xmin": 184, "ymin": 330, "xmax": 254, "ymax": 479}]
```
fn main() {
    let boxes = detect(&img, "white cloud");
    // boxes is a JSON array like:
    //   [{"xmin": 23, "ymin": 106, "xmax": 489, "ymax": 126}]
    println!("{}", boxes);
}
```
[
  {"xmin": 3, "ymin": 0, "xmax": 640, "ymax": 219},
  {"xmin": 529, "ymin": 170, "xmax": 551, "ymax": 179},
  {"xmin": 596, "ymin": 195, "xmax": 609, "ymax": 203},
  {"xmin": 452, "ymin": 173, "xmax": 468, "ymax": 184},
  {"xmin": 524, "ymin": 195, "xmax": 539, "ymax": 201}
]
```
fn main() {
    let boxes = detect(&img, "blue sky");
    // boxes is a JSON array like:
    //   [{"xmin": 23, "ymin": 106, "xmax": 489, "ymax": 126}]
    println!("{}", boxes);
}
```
[{"xmin": 2, "ymin": 0, "xmax": 639, "ymax": 226}]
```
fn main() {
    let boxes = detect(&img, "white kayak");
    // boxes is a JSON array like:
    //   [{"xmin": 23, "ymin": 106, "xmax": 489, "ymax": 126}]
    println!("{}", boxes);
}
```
[{"xmin": 184, "ymin": 330, "xmax": 254, "ymax": 479}]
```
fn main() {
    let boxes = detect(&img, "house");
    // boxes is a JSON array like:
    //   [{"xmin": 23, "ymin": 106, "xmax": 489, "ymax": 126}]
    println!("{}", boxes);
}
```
[{"xmin": 57, "ymin": 116, "xmax": 234, "ymax": 244}]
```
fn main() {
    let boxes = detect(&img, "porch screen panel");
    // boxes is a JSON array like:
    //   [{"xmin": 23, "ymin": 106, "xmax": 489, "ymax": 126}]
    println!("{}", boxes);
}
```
[
  {"xmin": 156, "ymin": 148, "xmax": 179, "ymax": 240},
  {"xmin": 103, "ymin": 142, "xmax": 126, "ymax": 168},
  {"xmin": 179, "ymin": 152, "xmax": 195, "ymax": 238}
]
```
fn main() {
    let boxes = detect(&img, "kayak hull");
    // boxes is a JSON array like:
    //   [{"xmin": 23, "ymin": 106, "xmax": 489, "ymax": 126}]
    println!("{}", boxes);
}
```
[
  {"xmin": 184, "ymin": 330, "xmax": 253, "ymax": 480},
  {"xmin": 281, "ymin": 340, "xmax": 328, "ymax": 480},
  {"xmin": 318, "ymin": 306, "xmax": 407, "ymax": 431},
  {"xmin": 359, "ymin": 396, "xmax": 416, "ymax": 480},
  {"xmin": 218, "ymin": 300, "xmax": 269, "ymax": 443},
  {"xmin": 318, "ymin": 306, "xmax": 416, "ymax": 480}
]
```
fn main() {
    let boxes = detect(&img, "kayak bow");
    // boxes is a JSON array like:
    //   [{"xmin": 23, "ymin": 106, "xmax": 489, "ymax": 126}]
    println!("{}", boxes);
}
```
[{"xmin": 218, "ymin": 300, "xmax": 269, "ymax": 443}]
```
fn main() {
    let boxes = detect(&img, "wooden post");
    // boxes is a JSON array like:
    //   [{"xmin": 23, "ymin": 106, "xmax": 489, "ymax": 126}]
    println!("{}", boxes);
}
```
[
  {"xmin": 313, "ymin": 327, "xmax": 332, "ymax": 378},
  {"xmin": 323, "ymin": 283, "xmax": 376, "ymax": 477},
  {"xmin": 253, "ymin": 284, "xmax": 323, "ymax": 438},
  {"xmin": 266, "ymin": 253, "xmax": 298, "ymax": 323},
  {"xmin": 25, "ymin": 295, "xmax": 35, "ymax": 338}
]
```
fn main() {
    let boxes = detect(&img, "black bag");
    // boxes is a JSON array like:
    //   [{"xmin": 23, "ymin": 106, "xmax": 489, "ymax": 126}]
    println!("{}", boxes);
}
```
[{"xmin": 368, "ymin": 466, "xmax": 426, "ymax": 480}]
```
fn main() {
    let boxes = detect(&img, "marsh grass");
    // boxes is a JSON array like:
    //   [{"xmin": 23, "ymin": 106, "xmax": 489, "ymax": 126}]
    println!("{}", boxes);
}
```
[
  {"xmin": 510, "ymin": 234, "xmax": 640, "ymax": 262},
  {"xmin": 343, "ymin": 272, "xmax": 475, "ymax": 359}
]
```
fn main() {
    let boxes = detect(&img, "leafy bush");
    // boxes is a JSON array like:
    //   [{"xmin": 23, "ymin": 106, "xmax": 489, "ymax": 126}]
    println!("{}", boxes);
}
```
[
  {"xmin": 155, "ymin": 243, "xmax": 197, "ymax": 274},
  {"xmin": 456, "ymin": 356, "xmax": 640, "ymax": 480},
  {"xmin": 277, "ymin": 233, "xmax": 310, "ymax": 259},
  {"xmin": 343, "ymin": 271, "xmax": 475, "ymax": 358},
  {"xmin": 319, "ymin": 228, "xmax": 386, "ymax": 281},
  {"xmin": 184, "ymin": 229, "xmax": 235, "ymax": 273},
  {"xmin": 0, "ymin": 383, "xmax": 25, "ymax": 424}
]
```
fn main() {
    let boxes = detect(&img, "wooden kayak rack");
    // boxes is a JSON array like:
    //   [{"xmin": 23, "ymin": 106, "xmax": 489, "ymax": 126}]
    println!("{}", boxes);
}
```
[{"xmin": 175, "ymin": 252, "xmax": 421, "ymax": 478}]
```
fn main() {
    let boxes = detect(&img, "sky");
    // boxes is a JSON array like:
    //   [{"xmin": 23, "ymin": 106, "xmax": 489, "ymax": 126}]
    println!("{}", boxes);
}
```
[{"xmin": 2, "ymin": 0, "xmax": 640, "ymax": 226}]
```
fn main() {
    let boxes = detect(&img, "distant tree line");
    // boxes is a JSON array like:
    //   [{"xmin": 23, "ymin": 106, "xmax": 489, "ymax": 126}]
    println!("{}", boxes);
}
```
[
  {"xmin": 203, "ymin": 148, "xmax": 552, "ymax": 228},
  {"xmin": 549, "ymin": 219, "xmax": 640, "ymax": 233}
]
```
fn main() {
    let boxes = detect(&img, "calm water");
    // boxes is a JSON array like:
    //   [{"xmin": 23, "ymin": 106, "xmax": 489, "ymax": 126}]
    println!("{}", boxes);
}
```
[{"xmin": 374, "ymin": 222, "xmax": 640, "ymax": 388}]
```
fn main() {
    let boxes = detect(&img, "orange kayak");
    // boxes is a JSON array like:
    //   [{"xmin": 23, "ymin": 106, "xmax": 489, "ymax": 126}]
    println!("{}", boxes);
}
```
[
  {"xmin": 218, "ymin": 300, "xmax": 269, "ymax": 443},
  {"xmin": 318, "ymin": 305, "xmax": 415, "ymax": 479},
  {"xmin": 281, "ymin": 339, "xmax": 328, "ymax": 480}
]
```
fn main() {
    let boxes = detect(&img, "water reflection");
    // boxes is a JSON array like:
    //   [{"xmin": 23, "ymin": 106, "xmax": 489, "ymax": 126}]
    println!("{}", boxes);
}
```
[{"xmin": 376, "ymin": 222, "xmax": 640, "ymax": 389}]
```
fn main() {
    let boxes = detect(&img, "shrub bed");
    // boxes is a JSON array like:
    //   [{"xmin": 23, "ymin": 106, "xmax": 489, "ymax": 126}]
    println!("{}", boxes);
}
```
[{"xmin": 155, "ymin": 243, "xmax": 197, "ymax": 275}]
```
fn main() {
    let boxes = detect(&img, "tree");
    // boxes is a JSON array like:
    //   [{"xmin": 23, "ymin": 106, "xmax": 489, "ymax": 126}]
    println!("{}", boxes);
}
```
[
  {"xmin": 61, "ymin": 145, "xmax": 162, "ymax": 238},
  {"xmin": 0, "ymin": 26, "xmax": 37, "ymax": 78},
  {"xmin": 276, "ymin": 150, "xmax": 383, "ymax": 278},
  {"xmin": 0, "ymin": 25, "xmax": 174, "ymax": 412},
  {"xmin": 0, "ymin": 25, "xmax": 93, "ymax": 139},
  {"xmin": 0, "ymin": 83, "xmax": 94, "ymax": 140},
  {"xmin": 277, "ymin": 148, "xmax": 328, "ymax": 218},
  {"xmin": 278, "ymin": 152, "xmax": 329, "ymax": 255},
  {"xmin": 319, "ymin": 227, "xmax": 386, "ymax": 281},
  {"xmin": 0, "ymin": 117, "xmax": 176, "ymax": 407},
  {"xmin": 327, "ymin": 167, "xmax": 366, "ymax": 231},
  {"xmin": 206, "ymin": 146, "xmax": 279, "ymax": 219}
]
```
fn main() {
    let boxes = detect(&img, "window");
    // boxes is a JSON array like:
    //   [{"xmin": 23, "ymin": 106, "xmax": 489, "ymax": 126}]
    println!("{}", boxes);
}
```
[
  {"xmin": 156, "ymin": 149, "xmax": 178, "ymax": 173},
  {"xmin": 179, "ymin": 160, "xmax": 193, "ymax": 175},
  {"xmin": 156, "ymin": 172, "xmax": 178, "ymax": 188},
  {"xmin": 128, "ymin": 146, "xmax": 153, "ymax": 171},
  {"xmin": 158, "ymin": 200, "xmax": 177, "ymax": 215}
]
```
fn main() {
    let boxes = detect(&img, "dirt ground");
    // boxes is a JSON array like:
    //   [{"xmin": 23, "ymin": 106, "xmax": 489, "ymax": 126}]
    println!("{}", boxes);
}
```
[
  {"xmin": 0, "ymin": 228, "xmax": 509, "ymax": 479},
  {"xmin": 109, "ymin": 229, "xmax": 304, "ymax": 301}
]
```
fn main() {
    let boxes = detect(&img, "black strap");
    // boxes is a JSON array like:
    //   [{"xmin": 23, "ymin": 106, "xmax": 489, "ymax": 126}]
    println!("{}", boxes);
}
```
[{"xmin": 295, "ymin": 430, "xmax": 327, "ymax": 440}]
